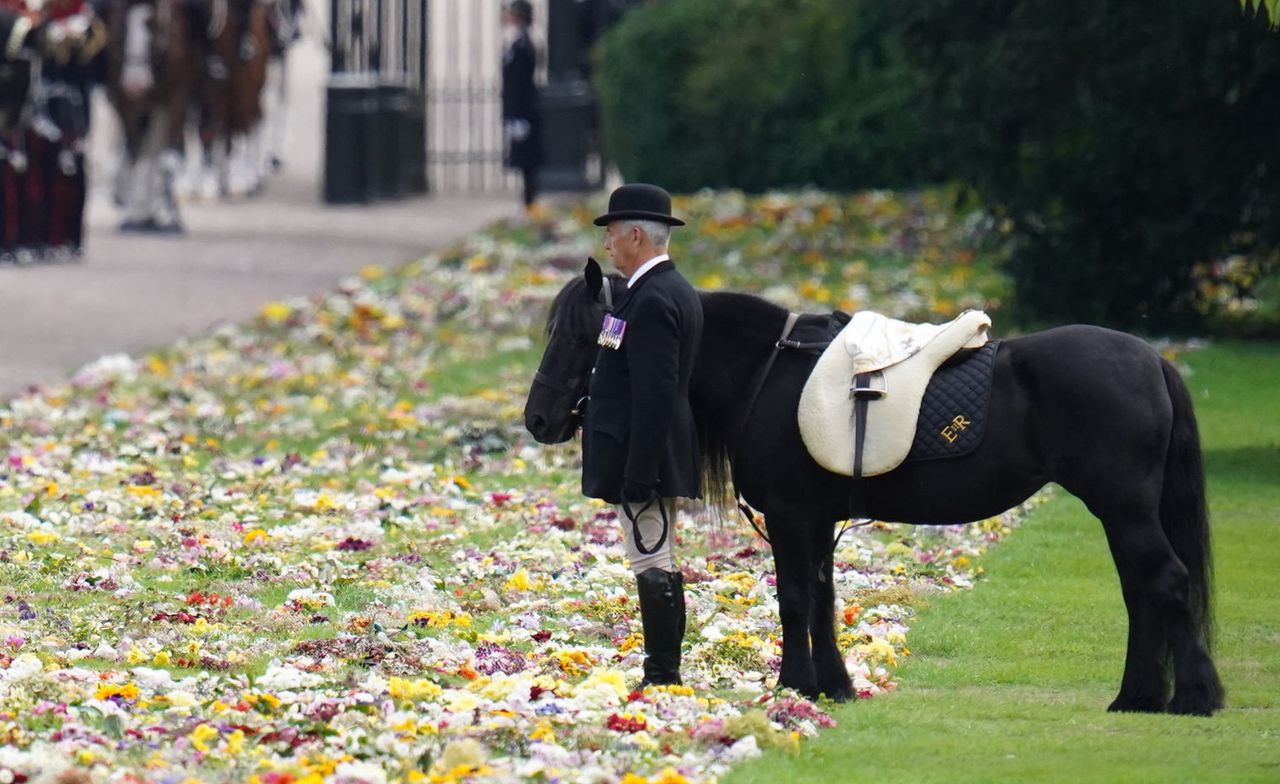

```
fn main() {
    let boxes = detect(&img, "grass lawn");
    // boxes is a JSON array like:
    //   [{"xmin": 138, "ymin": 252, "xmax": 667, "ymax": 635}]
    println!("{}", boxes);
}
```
[{"xmin": 727, "ymin": 342, "xmax": 1280, "ymax": 783}]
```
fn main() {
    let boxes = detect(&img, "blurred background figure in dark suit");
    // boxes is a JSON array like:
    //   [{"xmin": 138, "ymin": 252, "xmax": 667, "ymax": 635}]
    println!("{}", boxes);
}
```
[{"xmin": 501, "ymin": 0, "xmax": 542, "ymax": 216}]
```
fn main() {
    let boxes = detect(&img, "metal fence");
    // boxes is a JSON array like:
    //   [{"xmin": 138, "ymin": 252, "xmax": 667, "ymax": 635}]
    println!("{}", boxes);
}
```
[{"xmin": 425, "ymin": 0, "xmax": 550, "ymax": 193}]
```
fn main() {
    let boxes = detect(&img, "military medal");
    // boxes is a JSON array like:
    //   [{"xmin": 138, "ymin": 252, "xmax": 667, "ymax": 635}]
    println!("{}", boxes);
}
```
[{"xmin": 598, "ymin": 314, "xmax": 627, "ymax": 350}]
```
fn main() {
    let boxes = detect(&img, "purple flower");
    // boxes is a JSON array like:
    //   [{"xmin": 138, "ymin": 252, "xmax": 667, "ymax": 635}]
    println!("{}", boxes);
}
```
[{"xmin": 473, "ymin": 641, "xmax": 527, "ymax": 675}]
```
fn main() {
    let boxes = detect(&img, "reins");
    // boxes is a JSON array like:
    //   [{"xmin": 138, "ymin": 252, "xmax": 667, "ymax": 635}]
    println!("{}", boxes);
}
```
[{"xmin": 731, "ymin": 311, "xmax": 870, "ymax": 559}]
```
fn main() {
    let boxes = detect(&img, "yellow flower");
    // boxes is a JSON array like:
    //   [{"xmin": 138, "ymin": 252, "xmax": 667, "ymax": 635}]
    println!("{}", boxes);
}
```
[
  {"xmin": 652, "ymin": 769, "xmax": 690, "ymax": 784},
  {"xmin": 153, "ymin": 650, "xmax": 172, "ymax": 666},
  {"xmin": 388, "ymin": 677, "xmax": 443, "ymax": 701},
  {"xmin": 261, "ymin": 301, "xmax": 292, "ymax": 324},
  {"xmin": 95, "ymin": 682, "xmax": 141, "ymax": 701},
  {"xmin": 148, "ymin": 355, "xmax": 171, "ymax": 377},
  {"xmin": 243, "ymin": 529, "xmax": 270, "ymax": 545},
  {"xmin": 359, "ymin": 264, "xmax": 384, "ymax": 280},
  {"xmin": 620, "ymin": 775, "xmax": 649, "ymax": 784},
  {"xmin": 26, "ymin": 530, "xmax": 59, "ymax": 546},
  {"xmin": 504, "ymin": 568, "xmax": 533, "ymax": 592},
  {"xmin": 225, "ymin": 729, "xmax": 245, "ymax": 755},
  {"xmin": 529, "ymin": 722, "xmax": 555, "ymax": 743},
  {"xmin": 188, "ymin": 723, "xmax": 219, "ymax": 752}
]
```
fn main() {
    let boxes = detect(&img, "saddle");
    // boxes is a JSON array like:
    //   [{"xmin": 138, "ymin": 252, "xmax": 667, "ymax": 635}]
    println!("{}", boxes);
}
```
[{"xmin": 798, "ymin": 310, "xmax": 992, "ymax": 478}]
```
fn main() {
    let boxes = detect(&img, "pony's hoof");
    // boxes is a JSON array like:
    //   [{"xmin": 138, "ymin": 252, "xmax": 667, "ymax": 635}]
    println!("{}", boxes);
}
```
[
  {"xmin": 1167, "ymin": 688, "xmax": 1223, "ymax": 717},
  {"xmin": 1107, "ymin": 695, "xmax": 1166, "ymax": 714}
]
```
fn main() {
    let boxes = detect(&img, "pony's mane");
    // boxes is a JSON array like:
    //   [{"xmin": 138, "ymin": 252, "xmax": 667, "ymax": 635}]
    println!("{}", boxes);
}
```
[
  {"xmin": 546, "ymin": 273, "xmax": 626, "ymax": 337},
  {"xmin": 693, "ymin": 290, "xmax": 792, "ymax": 515}
]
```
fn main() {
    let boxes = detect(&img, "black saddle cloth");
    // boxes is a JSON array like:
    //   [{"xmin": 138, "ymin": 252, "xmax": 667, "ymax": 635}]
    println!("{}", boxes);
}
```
[{"xmin": 906, "ymin": 340, "xmax": 1000, "ymax": 463}]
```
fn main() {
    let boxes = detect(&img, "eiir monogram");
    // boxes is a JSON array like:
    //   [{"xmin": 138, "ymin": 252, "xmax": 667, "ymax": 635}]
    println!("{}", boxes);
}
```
[{"xmin": 940, "ymin": 414, "xmax": 972, "ymax": 444}]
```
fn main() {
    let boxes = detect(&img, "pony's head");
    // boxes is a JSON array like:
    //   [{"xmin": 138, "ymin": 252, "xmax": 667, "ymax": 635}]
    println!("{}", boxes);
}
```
[{"xmin": 524, "ymin": 258, "xmax": 621, "ymax": 444}]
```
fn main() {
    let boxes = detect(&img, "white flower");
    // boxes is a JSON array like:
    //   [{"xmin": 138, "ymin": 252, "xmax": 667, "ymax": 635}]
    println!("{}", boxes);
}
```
[
  {"xmin": 130, "ymin": 667, "xmax": 174, "ymax": 690},
  {"xmin": 2, "ymin": 654, "xmax": 43, "ymax": 682},
  {"xmin": 73, "ymin": 353, "xmax": 138, "ymax": 385},
  {"xmin": 724, "ymin": 734, "xmax": 762, "ymax": 763},
  {"xmin": 256, "ymin": 664, "xmax": 324, "ymax": 691},
  {"xmin": 332, "ymin": 759, "xmax": 388, "ymax": 784}
]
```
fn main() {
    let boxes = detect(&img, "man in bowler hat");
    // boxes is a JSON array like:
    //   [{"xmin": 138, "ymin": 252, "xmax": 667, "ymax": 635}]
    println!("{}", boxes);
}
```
[{"xmin": 582, "ymin": 183, "xmax": 703, "ymax": 687}]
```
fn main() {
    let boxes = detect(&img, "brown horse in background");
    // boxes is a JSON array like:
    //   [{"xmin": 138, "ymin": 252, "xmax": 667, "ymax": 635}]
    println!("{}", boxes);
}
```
[
  {"xmin": 105, "ymin": 0, "xmax": 198, "ymax": 232},
  {"xmin": 191, "ymin": 0, "xmax": 270, "ymax": 198}
]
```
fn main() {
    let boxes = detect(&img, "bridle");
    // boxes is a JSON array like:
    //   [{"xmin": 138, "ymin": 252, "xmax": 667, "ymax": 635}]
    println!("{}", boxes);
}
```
[{"xmin": 532, "ymin": 278, "xmax": 616, "ymax": 419}]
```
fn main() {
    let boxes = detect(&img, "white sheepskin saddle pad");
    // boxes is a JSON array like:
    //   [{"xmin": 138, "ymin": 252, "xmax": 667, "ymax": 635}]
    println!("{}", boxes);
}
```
[{"xmin": 798, "ymin": 310, "xmax": 991, "ymax": 476}]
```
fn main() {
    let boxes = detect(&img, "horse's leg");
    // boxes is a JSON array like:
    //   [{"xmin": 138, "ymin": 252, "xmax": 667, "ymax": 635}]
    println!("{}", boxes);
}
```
[
  {"xmin": 1097, "ymin": 508, "xmax": 1177, "ymax": 713},
  {"xmin": 119, "ymin": 114, "xmax": 159, "ymax": 230},
  {"xmin": 767, "ymin": 513, "xmax": 818, "ymax": 698},
  {"xmin": 809, "ymin": 522, "xmax": 854, "ymax": 700},
  {"xmin": 263, "ymin": 52, "xmax": 287, "ymax": 171}
]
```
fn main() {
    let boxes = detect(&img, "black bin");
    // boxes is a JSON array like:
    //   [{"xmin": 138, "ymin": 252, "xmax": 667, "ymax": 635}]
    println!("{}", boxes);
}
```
[
  {"xmin": 323, "ymin": 73, "xmax": 379, "ymax": 204},
  {"xmin": 371, "ymin": 78, "xmax": 412, "ymax": 199},
  {"xmin": 401, "ymin": 87, "xmax": 428, "ymax": 195},
  {"xmin": 539, "ymin": 79, "xmax": 605, "ymax": 192}
]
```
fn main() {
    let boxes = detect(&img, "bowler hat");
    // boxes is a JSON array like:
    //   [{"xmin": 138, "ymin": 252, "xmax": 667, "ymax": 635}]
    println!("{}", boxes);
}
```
[{"xmin": 593, "ymin": 183, "xmax": 685, "ymax": 227}]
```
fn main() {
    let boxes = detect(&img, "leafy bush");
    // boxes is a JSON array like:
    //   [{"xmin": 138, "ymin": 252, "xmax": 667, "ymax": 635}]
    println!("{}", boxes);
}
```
[
  {"xmin": 595, "ymin": 0, "xmax": 937, "ymax": 193},
  {"xmin": 904, "ymin": 0, "xmax": 1280, "ymax": 330}
]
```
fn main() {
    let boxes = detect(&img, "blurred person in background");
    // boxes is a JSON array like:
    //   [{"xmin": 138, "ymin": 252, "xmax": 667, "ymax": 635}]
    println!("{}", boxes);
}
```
[
  {"xmin": 1, "ymin": 0, "xmax": 105, "ymax": 263},
  {"xmin": 501, "ymin": 0, "xmax": 542, "ymax": 217}
]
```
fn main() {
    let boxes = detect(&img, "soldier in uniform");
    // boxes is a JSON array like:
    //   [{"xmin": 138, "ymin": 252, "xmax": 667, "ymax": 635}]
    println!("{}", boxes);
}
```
[
  {"xmin": 1, "ymin": 1, "xmax": 40, "ymax": 260},
  {"xmin": 0, "ymin": 0, "xmax": 103, "ymax": 261},
  {"xmin": 31, "ymin": 0, "xmax": 106, "ymax": 257}
]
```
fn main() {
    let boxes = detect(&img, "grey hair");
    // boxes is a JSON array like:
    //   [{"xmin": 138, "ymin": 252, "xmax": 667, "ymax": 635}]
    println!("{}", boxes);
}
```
[{"xmin": 622, "ymin": 219, "xmax": 671, "ymax": 249}]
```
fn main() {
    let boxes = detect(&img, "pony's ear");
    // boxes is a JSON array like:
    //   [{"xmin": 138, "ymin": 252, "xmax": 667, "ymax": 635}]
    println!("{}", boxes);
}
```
[{"xmin": 584, "ymin": 257, "xmax": 604, "ymax": 298}]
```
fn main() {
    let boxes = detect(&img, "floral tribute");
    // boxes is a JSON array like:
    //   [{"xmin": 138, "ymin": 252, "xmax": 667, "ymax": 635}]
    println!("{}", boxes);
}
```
[{"xmin": 0, "ymin": 189, "xmax": 1025, "ymax": 782}]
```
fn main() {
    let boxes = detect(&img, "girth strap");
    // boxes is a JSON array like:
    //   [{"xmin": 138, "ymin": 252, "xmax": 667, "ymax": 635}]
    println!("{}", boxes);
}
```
[{"xmin": 848, "ymin": 371, "xmax": 885, "ymax": 520}]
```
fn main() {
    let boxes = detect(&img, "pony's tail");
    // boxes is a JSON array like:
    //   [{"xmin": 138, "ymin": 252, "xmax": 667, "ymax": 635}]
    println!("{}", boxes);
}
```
[
  {"xmin": 1159, "ymin": 359, "xmax": 1214, "ymax": 650},
  {"xmin": 696, "ymin": 415, "xmax": 735, "ymax": 519}
]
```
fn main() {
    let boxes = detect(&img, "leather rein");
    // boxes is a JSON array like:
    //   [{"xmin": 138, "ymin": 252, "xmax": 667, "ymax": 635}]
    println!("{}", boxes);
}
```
[{"xmin": 733, "ymin": 311, "xmax": 867, "ymax": 558}]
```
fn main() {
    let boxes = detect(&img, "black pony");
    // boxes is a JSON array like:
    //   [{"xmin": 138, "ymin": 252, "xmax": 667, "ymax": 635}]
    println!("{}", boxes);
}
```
[{"xmin": 524, "ymin": 262, "xmax": 1224, "ymax": 716}]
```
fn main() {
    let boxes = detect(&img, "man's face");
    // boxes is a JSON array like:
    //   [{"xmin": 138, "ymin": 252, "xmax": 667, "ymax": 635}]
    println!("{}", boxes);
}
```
[{"xmin": 603, "ymin": 222, "xmax": 638, "ymax": 276}]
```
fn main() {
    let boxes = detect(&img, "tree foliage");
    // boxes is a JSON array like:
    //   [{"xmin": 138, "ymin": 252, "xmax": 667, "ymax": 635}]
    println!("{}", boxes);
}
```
[
  {"xmin": 905, "ymin": 0, "xmax": 1280, "ymax": 329},
  {"xmin": 595, "ymin": 0, "xmax": 937, "ymax": 193},
  {"xmin": 595, "ymin": 0, "xmax": 1280, "ymax": 330}
]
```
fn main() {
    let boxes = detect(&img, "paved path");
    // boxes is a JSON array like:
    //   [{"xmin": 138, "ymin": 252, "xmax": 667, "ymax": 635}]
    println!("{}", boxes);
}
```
[{"xmin": 0, "ymin": 32, "xmax": 519, "ymax": 400}]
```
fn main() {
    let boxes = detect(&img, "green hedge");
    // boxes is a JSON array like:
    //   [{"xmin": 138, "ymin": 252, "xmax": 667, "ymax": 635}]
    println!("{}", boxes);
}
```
[
  {"xmin": 904, "ymin": 0, "xmax": 1280, "ymax": 331},
  {"xmin": 596, "ymin": 0, "xmax": 1280, "ymax": 332},
  {"xmin": 595, "ymin": 0, "xmax": 937, "ymax": 193}
]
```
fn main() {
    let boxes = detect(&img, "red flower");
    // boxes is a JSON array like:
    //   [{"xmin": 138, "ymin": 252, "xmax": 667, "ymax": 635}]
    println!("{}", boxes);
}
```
[{"xmin": 606, "ymin": 713, "xmax": 647, "ymax": 733}]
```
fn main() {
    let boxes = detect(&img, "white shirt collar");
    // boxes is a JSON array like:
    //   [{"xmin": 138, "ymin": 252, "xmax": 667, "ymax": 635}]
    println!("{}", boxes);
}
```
[{"xmin": 627, "ymin": 254, "xmax": 670, "ymax": 288}]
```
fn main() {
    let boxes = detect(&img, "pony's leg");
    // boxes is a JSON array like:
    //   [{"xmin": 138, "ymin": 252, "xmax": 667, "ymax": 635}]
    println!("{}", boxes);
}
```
[
  {"xmin": 1104, "ymin": 511, "xmax": 1219, "ymax": 715},
  {"xmin": 1165, "ymin": 595, "xmax": 1223, "ymax": 716},
  {"xmin": 767, "ymin": 514, "xmax": 818, "ymax": 698},
  {"xmin": 809, "ymin": 523, "xmax": 854, "ymax": 700},
  {"xmin": 1097, "ymin": 507, "xmax": 1194, "ymax": 713}
]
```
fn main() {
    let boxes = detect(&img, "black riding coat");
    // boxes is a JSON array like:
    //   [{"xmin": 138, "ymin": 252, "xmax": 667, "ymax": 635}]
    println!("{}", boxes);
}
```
[
  {"xmin": 582, "ymin": 261, "xmax": 704, "ymax": 503},
  {"xmin": 501, "ymin": 30, "xmax": 542, "ymax": 169}
]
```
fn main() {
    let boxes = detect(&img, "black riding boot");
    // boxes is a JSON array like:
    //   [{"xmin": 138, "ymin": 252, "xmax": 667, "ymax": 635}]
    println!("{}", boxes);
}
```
[{"xmin": 635, "ymin": 567, "xmax": 686, "ymax": 687}]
